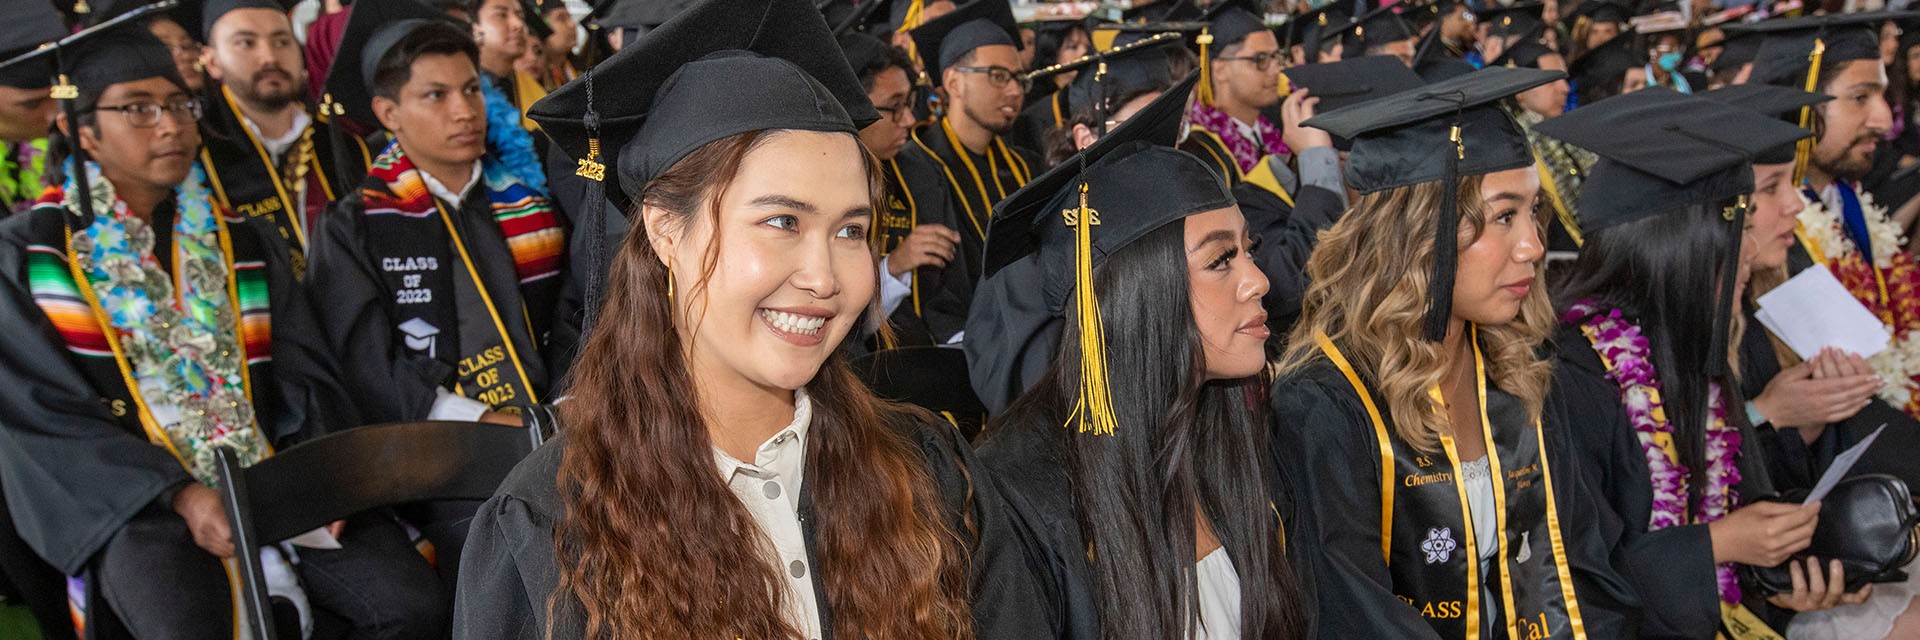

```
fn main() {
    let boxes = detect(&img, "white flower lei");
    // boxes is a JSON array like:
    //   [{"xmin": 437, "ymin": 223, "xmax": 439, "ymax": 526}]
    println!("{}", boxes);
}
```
[{"xmin": 1796, "ymin": 187, "xmax": 1906, "ymax": 269}]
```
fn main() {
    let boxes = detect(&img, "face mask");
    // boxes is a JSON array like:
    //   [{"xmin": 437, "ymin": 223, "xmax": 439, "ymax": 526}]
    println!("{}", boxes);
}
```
[{"xmin": 1658, "ymin": 51, "xmax": 1683, "ymax": 71}]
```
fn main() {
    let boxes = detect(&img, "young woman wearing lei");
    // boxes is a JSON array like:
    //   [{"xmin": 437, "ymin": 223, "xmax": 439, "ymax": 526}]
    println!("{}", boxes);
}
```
[{"xmin": 1542, "ymin": 88, "xmax": 1867, "ymax": 638}]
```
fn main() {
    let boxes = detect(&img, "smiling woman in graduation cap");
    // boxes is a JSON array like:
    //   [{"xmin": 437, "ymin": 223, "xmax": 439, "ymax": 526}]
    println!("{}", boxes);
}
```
[
  {"xmin": 965, "ymin": 69, "xmax": 1310, "ymax": 640},
  {"xmin": 1541, "ymin": 87, "xmax": 1863, "ymax": 639},
  {"xmin": 452, "ymin": 0, "xmax": 994, "ymax": 638},
  {"xmin": 1271, "ymin": 66, "xmax": 1636, "ymax": 639}
]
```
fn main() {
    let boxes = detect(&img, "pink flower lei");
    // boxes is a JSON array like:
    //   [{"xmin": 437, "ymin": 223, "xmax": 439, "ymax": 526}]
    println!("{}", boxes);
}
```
[{"xmin": 1564, "ymin": 300, "xmax": 1744, "ymax": 604}]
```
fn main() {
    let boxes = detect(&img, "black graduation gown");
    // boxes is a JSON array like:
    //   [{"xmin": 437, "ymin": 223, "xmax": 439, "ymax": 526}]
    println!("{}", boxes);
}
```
[
  {"xmin": 1010, "ymin": 89, "xmax": 1069, "ymax": 159},
  {"xmin": 1232, "ymin": 158, "xmax": 1344, "ymax": 338},
  {"xmin": 198, "ymin": 84, "xmax": 369, "ymax": 276},
  {"xmin": 307, "ymin": 185, "xmax": 554, "ymax": 425},
  {"xmin": 1180, "ymin": 126, "xmax": 1245, "ymax": 188},
  {"xmin": 1549, "ymin": 325, "xmax": 1775, "ymax": 639},
  {"xmin": 0, "ymin": 200, "xmax": 351, "ymax": 575},
  {"xmin": 874, "ymin": 151, "xmax": 974, "ymax": 347},
  {"xmin": 538, "ymin": 143, "xmax": 620, "ymax": 380},
  {"xmin": 453, "ymin": 413, "xmax": 1035, "ymax": 639},
  {"xmin": 970, "ymin": 409, "xmax": 1319, "ymax": 639},
  {"xmin": 1275, "ymin": 353, "xmax": 1637, "ymax": 639},
  {"xmin": 898, "ymin": 119, "xmax": 1042, "ymax": 287}
]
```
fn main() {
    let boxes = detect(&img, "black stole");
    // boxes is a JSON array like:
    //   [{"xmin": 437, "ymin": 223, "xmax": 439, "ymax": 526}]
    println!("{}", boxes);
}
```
[
  {"xmin": 1315, "ymin": 331, "xmax": 1589, "ymax": 639},
  {"xmin": 199, "ymin": 86, "xmax": 355, "ymax": 280}
]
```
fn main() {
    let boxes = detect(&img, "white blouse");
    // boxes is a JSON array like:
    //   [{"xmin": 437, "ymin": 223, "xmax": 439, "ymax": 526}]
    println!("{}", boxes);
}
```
[
  {"xmin": 711, "ymin": 389, "xmax": 823, "ymax": 640},
  {"xmin": 1194, "ymin": 547, "xmax": 1244, "ymax": 640}
]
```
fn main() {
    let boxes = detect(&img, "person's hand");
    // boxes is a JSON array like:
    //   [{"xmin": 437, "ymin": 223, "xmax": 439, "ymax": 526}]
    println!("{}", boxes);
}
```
[
  {"xmin": 480, "ymin": 411, "xmax": 523, "ymax": 426},
  {"xmin": 171, "ymin": 483, "xmax": 235, "ymax": 558},
  {"xmin": 1809, "ymin": 347, "xmax": 1873, "ymax": 380},
  {"xmin": 886, "ymin": 225, "xmax": 961, "ymax": 278},
  {"xmin": 1751, "ymin": 354, "xmax": 1878, "ymax": 435},
  {"xmin": 1279, "ymin": 88, "xmax": 1332, "ymax": 152},
  {"xmin": 1766, "ymin": 557, "xmax": 1874, "ymax": 612},
  {"xmin": 1710, "ymin": 501, "xmax": 1818, "ymax": 567}
]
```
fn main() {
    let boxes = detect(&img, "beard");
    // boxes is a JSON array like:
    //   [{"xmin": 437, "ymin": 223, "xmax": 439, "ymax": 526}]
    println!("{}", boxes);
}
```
[
  {"xmin": 233, "ymin": 67, "xmax": 305, "ymax": 111},
  {"xmin": 1812, "ymin": 133, "xmax": 1878, "ymax": 181},
  {"xmin": 961, "ymin": 100, "xmax": 1014, "ymax": 137}
]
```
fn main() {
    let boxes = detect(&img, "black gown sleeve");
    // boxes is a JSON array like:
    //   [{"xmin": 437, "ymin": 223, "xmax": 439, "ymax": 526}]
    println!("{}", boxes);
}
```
[
  {"xmin": 1269, "ymin": 374, "xmax": 1447, "ymax": 639},
  {"xmin": 0, "ymin": 218, "xmax": 192, "ymax": 575},
  {"xmin": 305, "ymin": 194, "xmax": 455, "ymax": 424},
  {"xmin": 972, "ymin": 416, "xmax": 1097, "ymax": 640},
  {"xmin": 238, "ymin": 217, "xmax": 360, "ymax": 442},
  {"xmin": 1549, "ymin": 328, "xmax": 1721, "ymax": 639},
  {"xmin": 453, "ymin": 437, "xmax": 569, "ymax": 639}
]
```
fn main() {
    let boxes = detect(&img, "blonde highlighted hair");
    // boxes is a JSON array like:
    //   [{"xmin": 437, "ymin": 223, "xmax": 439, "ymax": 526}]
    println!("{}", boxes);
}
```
[{"xmin": 1277, "ymin": 175, "xmax": 1555, "ymax": 452}]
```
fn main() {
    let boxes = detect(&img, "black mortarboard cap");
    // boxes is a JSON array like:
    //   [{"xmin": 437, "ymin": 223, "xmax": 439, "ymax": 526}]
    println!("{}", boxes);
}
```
[
  {"xmin": 968, "ymin": 73, "xmax": 1224, "ymax": 423},
  {"xmin": 530, "ymin": 0, "xmax": 877, "ymax": 204},
  {"xmin": 1411, "ymin": 20, "xmax": 1476, "ymax": 81},
  {"xmin": 87, "ymin": 0, "xmax": 206, "ymax": 41},
  {"xmin": 1304, "ymin": 65, "xmax": 1562, "ymax": 340},
  {"xmin": 1700, "ymin": 83, "xmax": 1832, "ymax": 164},
  {"xmin": 1748, "ymin": 11, "xmax": 1911, "ymax": 88},
  {"xmin": 1031, "ymin": 31, "xmax": 1180, "ymax": 118},
  {"xmin": 597, "ymin": 0, "xmax": 694, "ymax": 29},
  {"xmin": 522, "ymin": 0, "xmax": 554, "ymax": 40},
  {"xmin": 822, "ymin": 0, "xmax": 883, "ymax": 36},
  {"xmin": 1206, "ymin": 1, "xmax": 1270, "ymax": 49},
  {"xmin": 911, "ymin": 0, "xmax": 1020, "ymax": 86},
  {"xmin": 1481, "ymin": 2, "xmax": 1546, "ymax": 40},
  {"xmin": 1322, "ymin": 3, "xmax": 1416, "ymax": 52},
  {"xmin": 836, "ymin": 31, "xmax": 890, "ymax": 73},
  {"xmin": 1535, "ymin": 87, "xmax": 1809, "ymax": 230},
  {"xmin": 1707, "ymin": 27, "xmax": 1763, "ymax": 74},
  {"xmin": 1282, "ymin": 55, "xmax": 1423, "ymax": 149},
  {"xmin": 201, "ymin": 0, "xmax": 291, "ymax": 42},
  {"xmin": 66, "ymin": 18, "xmax": 185, "ymax": 100},
  {"xmin": 0, "ymin": 2, "xmax": 68, "ymax": 89},
  {"xmin": 1568, "ymin": 0, "xmax": 1630, "ymax": 26},
  {"xmin": 1490, "ymin": 38, "xmax": 1557, "ymax": 68},
  {"xmin": 320, "ymin": 0, "xmax": 449, "ymax": 131},
  {"xmin": 1570, "ymin": 31, "xmax": 1640, "ymax": 99}
]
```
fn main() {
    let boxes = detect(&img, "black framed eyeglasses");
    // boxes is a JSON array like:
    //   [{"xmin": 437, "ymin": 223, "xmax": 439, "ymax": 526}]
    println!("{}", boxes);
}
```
[
  {"xmin": 92, "ymin": 99, "xmax": 204, "ymax": 128},
  {"xmin": 1216, "ymin": 51, "xmax": 1284, "ymax": 71},
  {"xmin": 952, "ymin": 65, "xmax": 1032, "ymax": 91},
  {"xmin": 875, "ymin": 102, "xmax": 918, "ymax": 122}
]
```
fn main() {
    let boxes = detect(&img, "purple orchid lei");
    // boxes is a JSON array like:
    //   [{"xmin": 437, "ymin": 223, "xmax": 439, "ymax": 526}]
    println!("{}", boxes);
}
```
[
  {"xmin": 1187, "ymin": 100, "xmax": 1289, "ymax": 174},
  {"xmin": 1565, "ymin": 300, "xmax": 1744, "ymax": 604}
]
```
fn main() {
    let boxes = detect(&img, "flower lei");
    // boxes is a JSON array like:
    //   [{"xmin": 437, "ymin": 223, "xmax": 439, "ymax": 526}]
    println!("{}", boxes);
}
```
[
  {"xmin": 1796, "ymin": 186, "xmax": 1920, "ymax": 416},
  {"xmin": 1564, "ymin": 301, "xmax": 1743, "ymax": 604},
  {"xmin": 66, "ymin": 161, "xmax": 267, "ymax": 484},
  {"xmin": 479, "ymin": 72, "xmax": 547, "ymax": 194},
  {"xmin": 1187, "ymin": 100, "xmax": 1288, "ymax": 174}
]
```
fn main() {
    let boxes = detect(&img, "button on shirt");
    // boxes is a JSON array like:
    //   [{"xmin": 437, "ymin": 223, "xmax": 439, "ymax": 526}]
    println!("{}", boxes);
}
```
[{"xmin": 712, "ymin": 390, "xmax": 822, "ymax": 639}]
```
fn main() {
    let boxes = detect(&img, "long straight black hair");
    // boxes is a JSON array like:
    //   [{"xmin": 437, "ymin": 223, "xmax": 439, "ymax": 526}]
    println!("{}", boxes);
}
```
[
  {"xmin": 1553, "ymin": 197, "xmax": 1746, "ymax": 511},
  {"xmin": 992, "ymin": 221, "xmax": 1307, "ymax": 640}
]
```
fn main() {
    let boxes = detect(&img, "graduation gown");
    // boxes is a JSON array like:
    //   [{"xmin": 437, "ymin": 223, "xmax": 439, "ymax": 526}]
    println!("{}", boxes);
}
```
[
  {"xmin": 453, "ymin": 413, "xmax": 1034, "ymax": 639},
  {"xmin": 970, "ymin": 408, "xmax": 1318, "ymax": 639},
  {"xmin": 1275, "ymin": 337, "xmax": 1637, "ymax": 640},
  {"xmin": 0, "ymin": 197, "xmax": 350, "ymax": 575},
  {"xmin": 308, "ymin": 180, "xmax": 556, "ymax": 425},
  {"xmin": 874, "ymin": 151, "xmax": 974, "ymax": 347},
  {"xmin": 1010, "ymin": 89, "xmax": 1069, "ymax": 159},
  {"xmin": 198, "ymin": 84, "xmax": 370, "ymax": 279},
  {"xmin": 1181, "ymin": 126, "xmax": 1245, "ymax": 188},
  {"xmin": 1232, "ymin": 156, "xmax": 1345, "ymax": 337},
  {"xmin": 898, "ymin": 118, "xmax": 1041, "ymax": 288},
  {"xmin": 1549, "ymin": 325, "xmax": 1775, "ymax": 639}
]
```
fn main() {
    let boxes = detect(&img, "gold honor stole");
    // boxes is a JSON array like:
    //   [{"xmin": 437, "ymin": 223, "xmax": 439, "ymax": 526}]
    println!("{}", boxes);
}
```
[
  {"xmin": 200, "ymin": 87, "xmax": 349, "ymax": 280},
  {"xmin": 1315, "ymin": 329, "xmax": 1588, "ymax": 639}
]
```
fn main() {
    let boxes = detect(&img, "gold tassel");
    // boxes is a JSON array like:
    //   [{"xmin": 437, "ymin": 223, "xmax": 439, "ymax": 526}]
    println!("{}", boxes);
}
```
[
  {"xmin": 1065, "ymin": 182, "xmax": 1118, "ymax": 436},
  {"xmin": 73, "ymin": 0, "xmax": 89, "ymax": 14},
  {"xmin": 901, "ymin": 0, "xmax": 927, "ymax": 71},
  {"xmin": 1794, "ymin": 38, "xmax": 1825, "ymax": 186},
  {"xmin": 1197, "ymin": 27, "xmax": 1216, "ymax": 107}
]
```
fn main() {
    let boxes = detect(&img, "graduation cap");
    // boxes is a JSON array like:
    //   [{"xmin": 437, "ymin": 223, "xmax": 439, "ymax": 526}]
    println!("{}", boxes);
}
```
[
  {"xmin": 200, "ymin": 0, "xmax": 294, "ymax": 43},
  {"xmin": 1705, "ymin": 27, "xmax": 1763, "ymax": 74},
  {"xmin": 910, "ymin": 0, "xmax": 1021, "ymax": 87},
  {"xmin": 1320, "ymin": 3, "xmax": 1417, "ymax": 54},
  {"xmin": 1535, "ymin": 87, "xmax": 1810, "ymax": 230},
  {"xmin": 836, "ymin": 31, "xmax": 892, "ymax": 74},
  {"xmin": 1569, "ymin": 30, "xmax": 1640, "ymax": 100},
  {"xmin": 1194, "ymin": 0, "xmax": 1271, "ymax": 106},
  {"xmin": 1566, "ymin": 0, "xmax": 1631, "ymax": 27},
  {"xmin": 1411, "ymin": 17, "xmax": 1476, "ymax": 81},
  {"xmin": 1699, "ymin": 83, "xmax": 1832, "ymax": 164},
  {"xmin": 319, "ymin": 0, "xmax": 449, "ymax": 131},
  {"xmin": 821, "ymin": 0, "xmax": 884, "ymax": 36},
  {"xmin": 85, "ymin": 0, "xmax": 207, "ymax": 41},
  {"xmin": 969, "ymin": 72, "xmax": 1221, "ymax": 421},
  {"xmin": 1490, "ymin": 38, "xmax": 1558, "ymax": 68},
  {"xmin": 1480, "ymin": 2, "xmax": 1546, "ymax": 40},
  {"xmin": 1281, "ymin": 55, "xmax": 1424, "ymax": 149},
  {"xmin": 1303, "ymin": 66, "xmax": 1562, "ymax": 340},
  {"xmin": 0, "ymin": 2, "xmax": 69, "ymax": 89},
  {"xmin": 522, "ymin": 0, "xmax": 555, "ymax": 40},
  {"xmin": 529, "ymin": 0, "xmax": 877, "ymax": 332},
  {"xmin": 1026, "ymin": 30, "xmax": 1182, "ymax": 118},
  {"xmin": 1748, "ymin": 11, "xmax": 1911, "ymax": 88}
]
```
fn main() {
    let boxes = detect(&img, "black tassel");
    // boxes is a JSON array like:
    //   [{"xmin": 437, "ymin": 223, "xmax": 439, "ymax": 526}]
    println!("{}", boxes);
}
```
[
  {"xmin": 578, "ymin": 69, "xmax": 609, "ymax": 337},
  {"xmin": 1424, "ymin": 122, "xmax": 1462, "ymax": 342},
  {"xmin": 1707, "ymin": 199, "xmax": 1747, "ymax": 378}
]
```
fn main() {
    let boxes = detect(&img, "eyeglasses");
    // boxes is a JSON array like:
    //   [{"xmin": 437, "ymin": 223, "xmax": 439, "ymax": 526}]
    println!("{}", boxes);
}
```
[
  {"xmin": 875, "ymin": 102, "xmax": 918, "ymax": 122},
  {"xmin": 953, "ymin": 66, "xmax": 1032, "ymax": 91},
  {"xmin": 92, "ymin": 99, "xmax": 204, "ymax": 128},
  {"xmin": 1216, "ymin": 51, "xmax": 1285, "ymax": 71}
]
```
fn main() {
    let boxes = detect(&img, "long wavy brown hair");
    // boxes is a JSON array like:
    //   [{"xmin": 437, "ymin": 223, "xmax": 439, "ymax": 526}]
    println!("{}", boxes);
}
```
[
  {"xmin": 550, "ymin": 130, "xmax": 974, "ymax": 639},
  {"xmin": 1278, "ymin": 175, "xmax": 1555, "ymax": 451}
]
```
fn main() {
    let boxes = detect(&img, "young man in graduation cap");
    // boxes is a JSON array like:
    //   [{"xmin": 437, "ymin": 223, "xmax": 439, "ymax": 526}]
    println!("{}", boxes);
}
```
[
  {"xmin": 84, "ymin": 0, "xmax": 212, "ymax": 95},
  {"xmin": 1186, "ymin": 1, "xmax": 1286, "ymax": 181},
  {"xmin": 1492, "ymin": 39, "xmax": 1591, "ymax": 252},
  {"xmin": 894, "ymin": 0, "xmax": 1039, "ymax": 344},
  {"xmin": 533, "ymin": 0, "xmax": 579, "ymax": 90},
  {"xmin": 308, "ymin": 3, "xmax": 568, "ymax": 572},
  {"xmin": 881, "ymin": 0, "xmax": 958, "ymax": 69},
  {"xmin": 1472, "ymin": 2, "xmax": 1547, "ymax": 69},
  {"xmin": 1565, "ymin": 0, "xmax": 1629, "ymax": 59},
  {"xmin": 0, "ymin": 20, "xmax": 445, "ymax": 640},
  {"xmin": 1323, "ymin": 4, "xmax": 1421, "ymax": 68},
  {"xmin": 197, "ymin": 0, "xmax": 369, "ymax": 282},
  {"xmin": 465, "ymin": 0, "xmax": 549, "ymax": 134},
  {"xmin": 0, "ymin": 3, "xmax": 66, "ymax": 217},
  {"xmin": 1749, "ymin": 12, "xmax": 1920, "ymax": 421},
  {"xmin": 837, "ymin": 32, "xmax": 969, "ymax": 348}
]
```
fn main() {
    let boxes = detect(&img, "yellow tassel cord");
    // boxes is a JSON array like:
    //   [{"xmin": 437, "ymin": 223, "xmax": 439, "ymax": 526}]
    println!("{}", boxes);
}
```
[
  {"xmin": 901, "ymin": 0, "xmax": 928, "ymax": 78},
  {"xmin": 1794, "ymin": 38, "xmax": 1825, "ymax": 186},
  {"xmin": 1197, "ymin": 28, "xmax": 1216, "ymax": 107},
  {"xmin": 1066, "ymin": 183, "xmax": 1118, "ymax": 436}
]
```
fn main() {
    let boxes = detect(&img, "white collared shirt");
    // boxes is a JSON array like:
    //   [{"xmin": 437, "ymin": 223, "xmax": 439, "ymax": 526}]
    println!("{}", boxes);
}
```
[
  {"xmin": 418, "ymin": 160, "xmax": 483, "ymax": 206},
  {"xmin": 711, "ymin": 389, "xmax": 823, "ymax": 640},
  {"xmin": 241, "ymin": 108, "xmax": 314, "ymax": 164}
]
